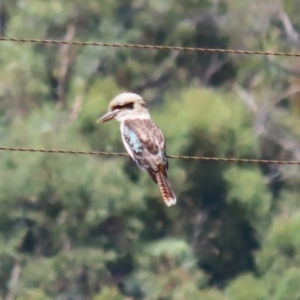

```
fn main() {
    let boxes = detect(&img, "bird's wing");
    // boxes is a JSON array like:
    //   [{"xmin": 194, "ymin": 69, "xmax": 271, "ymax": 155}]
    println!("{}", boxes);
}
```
[{"xmin": 122, "ymin": 119, "xmax": 168, "ymax": 183}]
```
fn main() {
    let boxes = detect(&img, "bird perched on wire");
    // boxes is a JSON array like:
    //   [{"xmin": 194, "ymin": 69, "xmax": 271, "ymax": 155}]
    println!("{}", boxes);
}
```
[{"xmin": 97, "ymin": 92, "xmax": 176, "ymax": 207}]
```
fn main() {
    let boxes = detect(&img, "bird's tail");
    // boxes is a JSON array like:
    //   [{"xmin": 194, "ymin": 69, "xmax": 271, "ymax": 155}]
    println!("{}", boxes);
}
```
[{"xmin": 156, "ymin": 172, "xmax": 177, "ymax": 207}]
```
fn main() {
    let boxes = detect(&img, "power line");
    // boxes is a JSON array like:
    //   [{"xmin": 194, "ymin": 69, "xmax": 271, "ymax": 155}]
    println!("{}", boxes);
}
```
[
  {"xmin": 0, "ymin": 147, "xmax": 299, "ymax": 165},
  {"xmin": 1, "ymin": 37, "xmax": 300, "ymax": 57}
]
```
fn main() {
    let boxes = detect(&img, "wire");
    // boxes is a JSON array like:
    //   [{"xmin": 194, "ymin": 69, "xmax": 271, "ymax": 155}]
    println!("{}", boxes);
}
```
[
  {"xmin": 1, "ymin": 37, "xmax": 300, "ymax": 57},
  {"xmin": 0, "ymin": 147, "xmax": 299, "ymax": 165},
  {"xmin": 1, "ymin": 38, "xmax": 299, "ymax": 164}
]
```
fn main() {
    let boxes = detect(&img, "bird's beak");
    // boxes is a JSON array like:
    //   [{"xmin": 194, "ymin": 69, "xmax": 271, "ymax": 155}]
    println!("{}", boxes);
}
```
[{"xmin": 97, "ymin": 109, "xmax": 119, "ymax": 123}]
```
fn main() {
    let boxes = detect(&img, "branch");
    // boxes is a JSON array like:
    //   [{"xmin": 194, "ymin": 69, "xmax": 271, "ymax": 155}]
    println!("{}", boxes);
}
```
[
  {"xmin": 274, "ymin": 84, "xmax": 300, "ymax": 104},
  {"xmin": 262, "ymin": 123, "xmax": 300, "ymax": 161},
  {"xmin": 234, "ymin": 85, "xmax": 258, "ymax": 113},
  {"xmin": 57, "ymin": 23, "xmax": 76, "ymax": 108},
  {"xmin": 202, "ymin": 54, "xmax": 230, "ymax": 85},
  {"xmin": 69, "ymin": 56, "xmax": 109, "ymax": 121},
  {"xmin": 277, "ymin": 9, "xmax": 300, "ymax": 49},
  {"xmin": 5, "ymin": 255, "xmax": 23, "ymax": 300},
  {"xmin": 133, "ymin": 51, "xmax": 179, "ymax": 93},
  {"xmin": 236, "ymin": 84, "xmax": 300, "ymax": 160}
]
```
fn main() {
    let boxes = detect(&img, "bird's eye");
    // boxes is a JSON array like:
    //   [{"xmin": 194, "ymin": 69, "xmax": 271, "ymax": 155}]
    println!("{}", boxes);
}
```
[
  {"xmin": 112, "ymin": 103, "xmax": 134, "ymax": 110},
  {"xmin": 123, "ymin": 103, "xmax": 134, "ymax": 109}
]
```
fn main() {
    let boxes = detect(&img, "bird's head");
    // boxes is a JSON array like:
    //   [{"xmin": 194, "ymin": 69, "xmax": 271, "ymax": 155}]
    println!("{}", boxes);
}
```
[{"xmin": 97, "ymin": 92, "xmax": 150, "ymax": 123}]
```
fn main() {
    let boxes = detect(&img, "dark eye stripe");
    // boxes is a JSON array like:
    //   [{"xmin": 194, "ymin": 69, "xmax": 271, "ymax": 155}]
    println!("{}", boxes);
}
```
[{"xmin": 112, "ymin": 102, "xmax": 134, "ymax": 110}]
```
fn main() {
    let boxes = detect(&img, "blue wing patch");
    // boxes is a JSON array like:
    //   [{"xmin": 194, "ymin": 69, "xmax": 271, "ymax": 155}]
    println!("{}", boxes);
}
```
[{"xmin": 123, "ymin": 125, "xmax": 142, "ymax": 153}]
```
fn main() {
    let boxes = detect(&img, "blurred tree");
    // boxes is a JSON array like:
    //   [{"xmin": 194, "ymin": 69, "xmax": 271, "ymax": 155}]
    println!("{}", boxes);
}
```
[{"xmin": 1, "ymin": 0, "xmax": 300, "ymax": 299}]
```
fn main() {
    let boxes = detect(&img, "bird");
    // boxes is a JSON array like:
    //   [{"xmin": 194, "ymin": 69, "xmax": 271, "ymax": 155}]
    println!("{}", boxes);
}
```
[{"xmin": 97, "ymin": 92, "xmax": 176, "ymax": 207}]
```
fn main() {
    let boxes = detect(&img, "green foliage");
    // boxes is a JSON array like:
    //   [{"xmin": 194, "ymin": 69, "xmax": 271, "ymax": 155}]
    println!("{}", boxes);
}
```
[
  {"xmin": 93, "ymin": 287, "xmax": 123, "ymax": 300},
  {"xmin": 124, "ymin": 239, "xmax": 208, "ymax": 300},
  {"xmin": 274, "ymin": 268, "xmax": 300, "ymax": 300},
  {"xmin": 15, "ymin": 289, "xmax": 52, "ymax": 300},
  {"xmin": 1, "ymin": 0, "xmax": 300, "ymax": 299},
  {"xmin": 225, "ymin": 274, "xmax": 268, "ymax": 300}
]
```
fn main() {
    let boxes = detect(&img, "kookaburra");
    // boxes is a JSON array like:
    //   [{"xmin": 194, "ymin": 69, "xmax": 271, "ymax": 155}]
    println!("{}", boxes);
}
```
[{"xmin": 97, "ymin": 92, "xmax": 176, "ymax": 206}]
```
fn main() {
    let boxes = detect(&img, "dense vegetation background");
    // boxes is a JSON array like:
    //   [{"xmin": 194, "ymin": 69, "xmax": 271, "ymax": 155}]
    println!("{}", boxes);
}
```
[{"xmin": 1, "ymin": 0, "xmax": 300, "ymax": 299}]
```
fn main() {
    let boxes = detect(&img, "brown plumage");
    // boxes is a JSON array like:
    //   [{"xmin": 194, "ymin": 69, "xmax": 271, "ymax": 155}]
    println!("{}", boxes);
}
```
[
  {"xmin": 122, "ymin": 119, "xmax": 176, "ymax": 206},
  {"xmin": 97, "ymin": 92, "xmax": 176, "ymax": 207},
  {"xmin": 156, "ymin": 165, "xmax": 177, "ymax": 206}
]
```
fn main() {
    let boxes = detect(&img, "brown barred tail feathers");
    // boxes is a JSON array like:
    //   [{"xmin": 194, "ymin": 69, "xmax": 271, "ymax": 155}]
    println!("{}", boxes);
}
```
[{"xmin": 156, "ymin": 171, "xmax": 176, "ymax": 206}]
